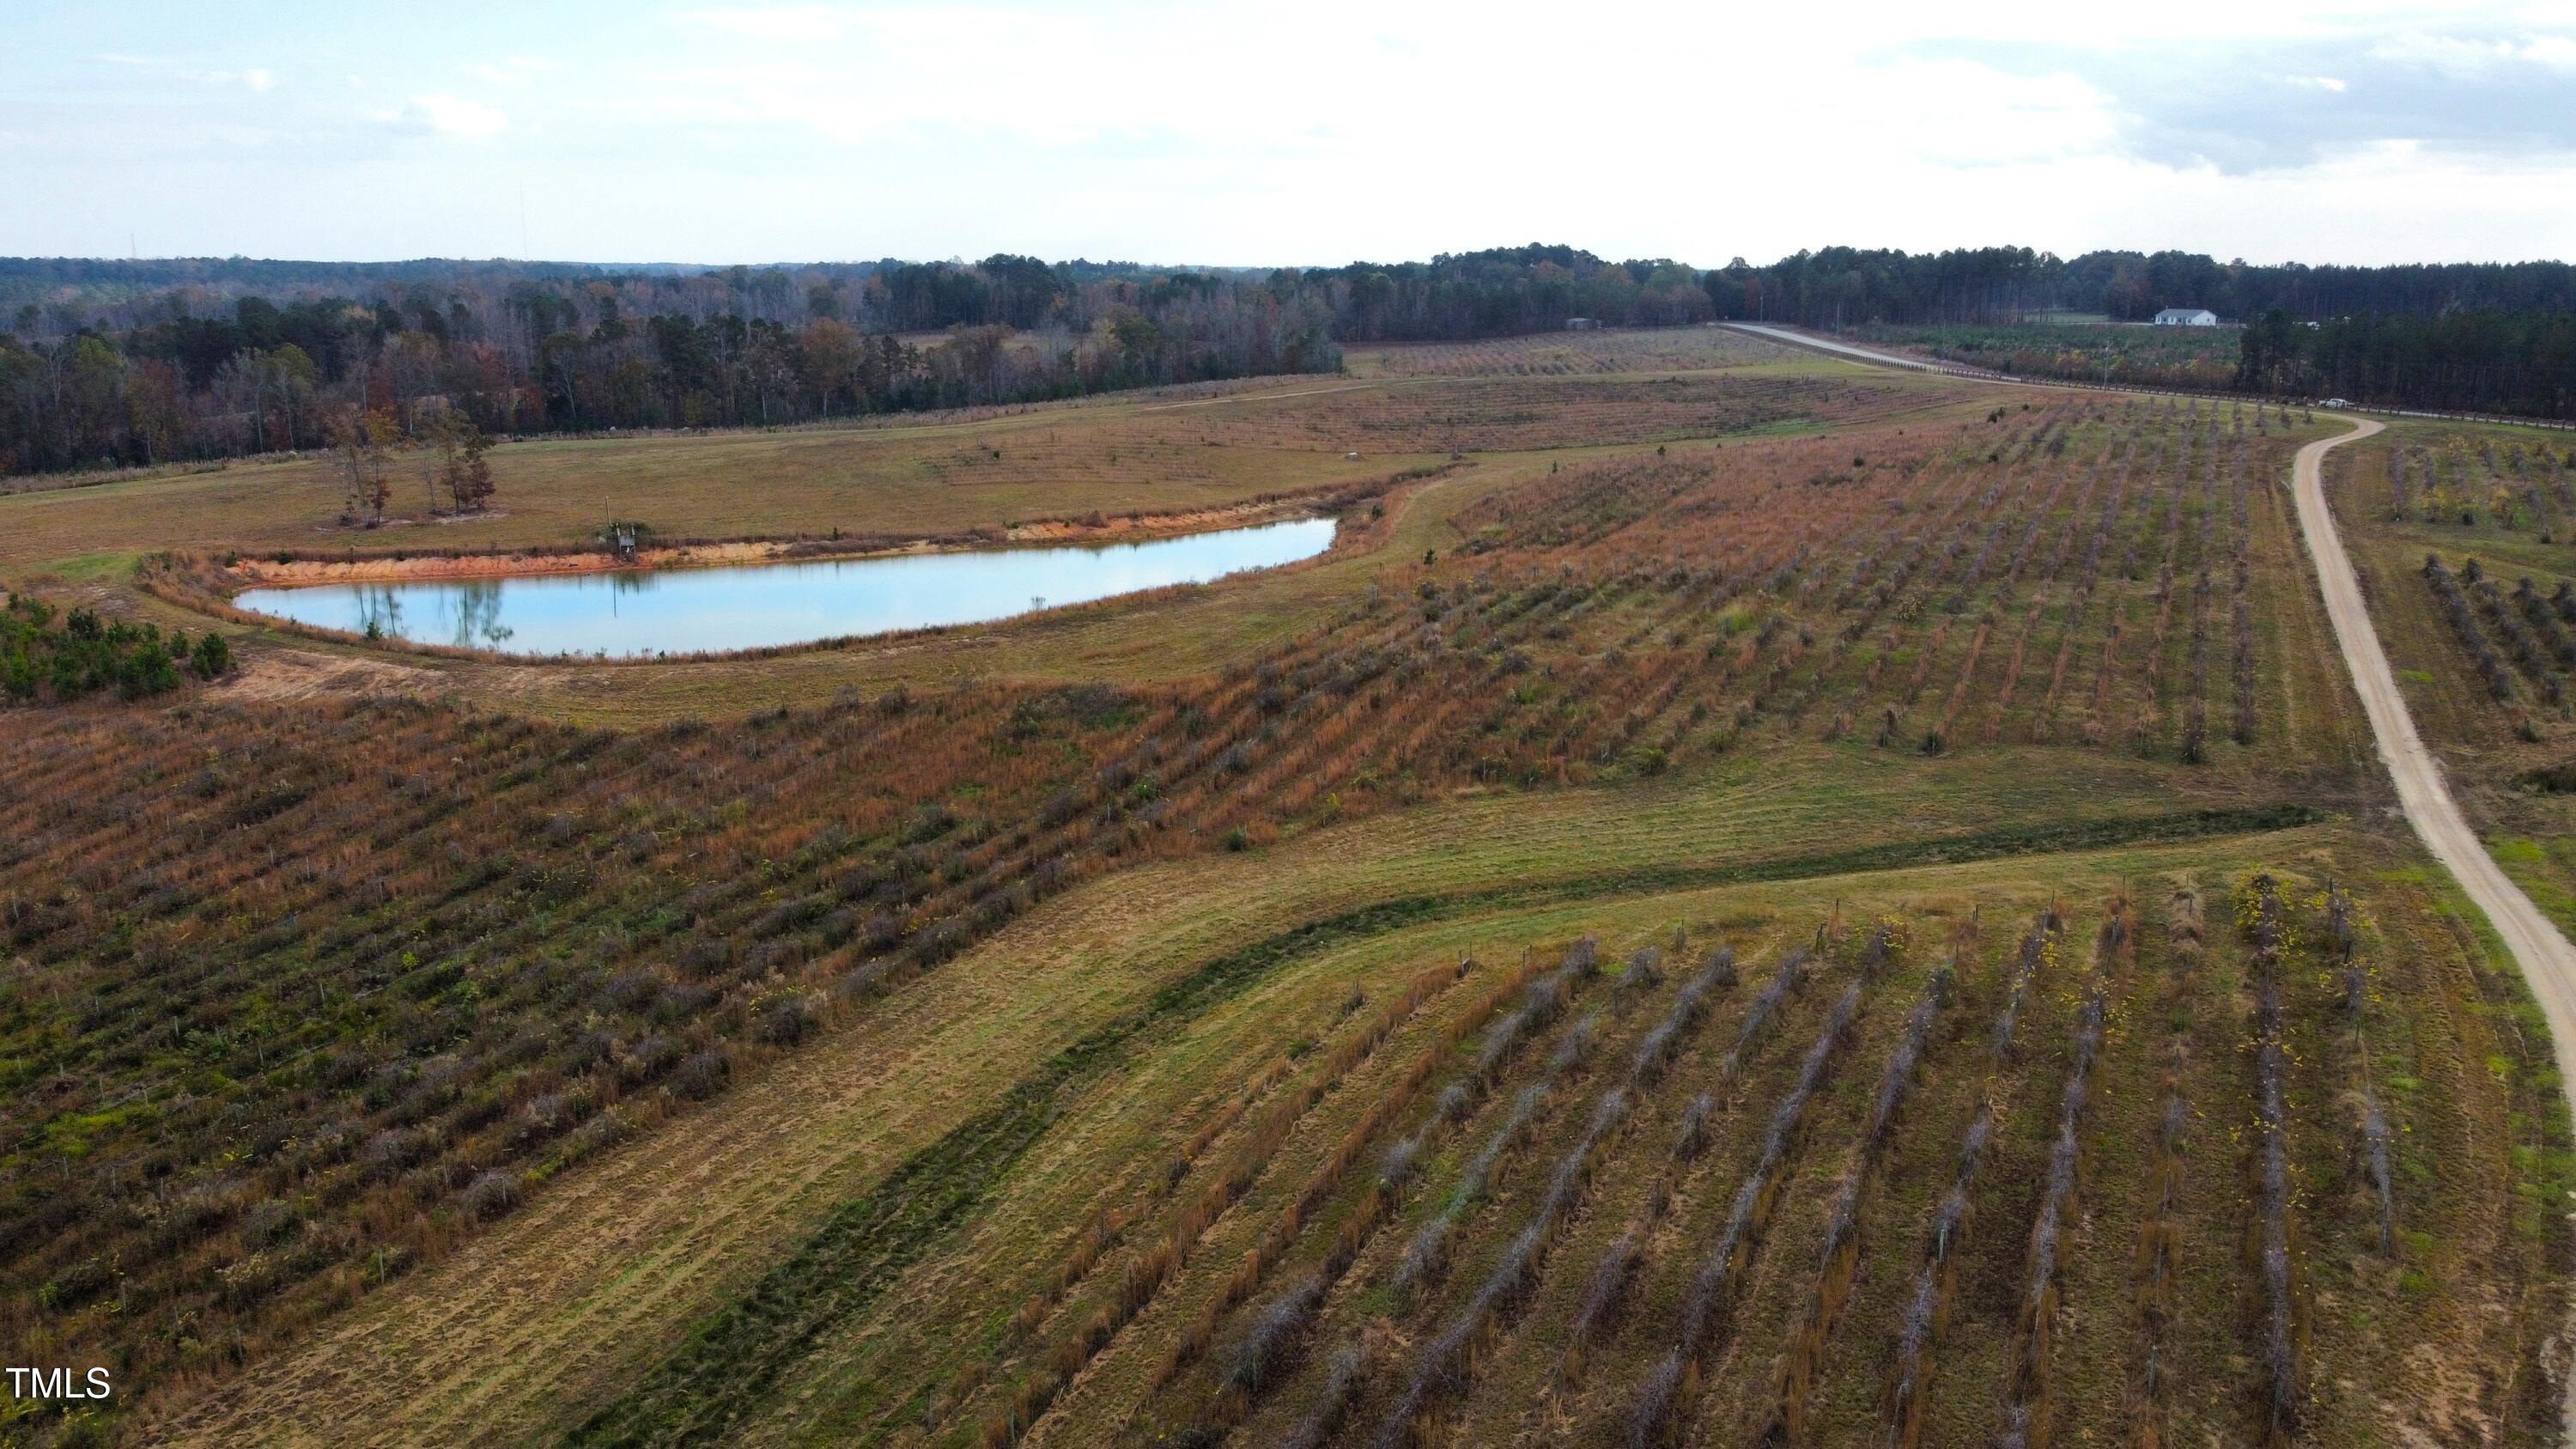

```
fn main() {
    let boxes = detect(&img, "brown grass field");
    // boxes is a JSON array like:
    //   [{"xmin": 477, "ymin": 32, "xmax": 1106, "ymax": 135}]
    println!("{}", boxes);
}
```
[{"xmin": 1, "ymin": 330, "xmax": 2570, "ymax": 1447}]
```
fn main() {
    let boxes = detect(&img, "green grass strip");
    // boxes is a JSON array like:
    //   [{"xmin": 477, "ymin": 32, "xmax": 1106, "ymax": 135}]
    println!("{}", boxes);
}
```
[{"xmin": 570, "ymin": 800, "xmax": 2319, "ymax": 1446}]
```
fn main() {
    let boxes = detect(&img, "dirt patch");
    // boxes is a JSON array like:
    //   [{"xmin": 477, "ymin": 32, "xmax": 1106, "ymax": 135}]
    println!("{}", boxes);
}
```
[{"xmin": 211, "ymin": 648, "xmax": 457, "ymax": 703}]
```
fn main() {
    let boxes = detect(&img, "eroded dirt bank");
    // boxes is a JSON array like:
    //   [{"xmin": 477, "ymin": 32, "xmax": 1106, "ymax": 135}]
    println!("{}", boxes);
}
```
[{"xmin": 229, "ymin": 496, "xmax": 1332, "ymax": 588}]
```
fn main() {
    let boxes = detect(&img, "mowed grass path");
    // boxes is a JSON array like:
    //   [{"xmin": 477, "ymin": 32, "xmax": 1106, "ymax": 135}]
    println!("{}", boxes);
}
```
[{"xmin": 135, "ymin": 746, "xmax": 2305, "ymax": 1446}]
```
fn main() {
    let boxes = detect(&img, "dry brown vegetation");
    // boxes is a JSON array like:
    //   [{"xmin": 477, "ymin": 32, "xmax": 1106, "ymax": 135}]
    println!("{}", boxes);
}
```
[
  {"xmin": 0, "ymin": 335, "xmax": 2565, "ymax": 1447},
  {"xmin": 0, "ymin": 390, "xmax": 2381, "ymax": 1428},
  {"xmin": 1344, "ymin": 328, "xmax": 1788, "ymax": 379}
]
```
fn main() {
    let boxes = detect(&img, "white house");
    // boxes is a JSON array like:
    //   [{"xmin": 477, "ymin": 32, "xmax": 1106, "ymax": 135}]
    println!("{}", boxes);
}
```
[{"xmin": 2153, "ymin": 307, "xmax": 2219, "ymax": 326}]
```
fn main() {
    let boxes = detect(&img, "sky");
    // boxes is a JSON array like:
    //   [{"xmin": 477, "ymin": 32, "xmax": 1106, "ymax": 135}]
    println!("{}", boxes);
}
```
[{"xmin": 3, "ymin": 0, "xmax": 2573, "ymax": 268}]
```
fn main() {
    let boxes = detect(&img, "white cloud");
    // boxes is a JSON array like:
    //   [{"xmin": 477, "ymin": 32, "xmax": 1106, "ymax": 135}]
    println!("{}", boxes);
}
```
[
  {"xmin": 683, "ymin": 5, "xmax": 853, "ymax": 41},
  {"xmin": 393, "ymin": 94, "xmax": 509, "ymax": 139},
  {"xmin": 98, "ymin": 53, "xmax": 279, "ymax": 90},
  {"xmin": 468, "ymin": 57, "xmax": 559, "ymax": 86},
  {"xmin": 2369, "ymin": 29, "xmax": 2576, "ymax": 73},
  {"xmin": 28, "ymin": 0, "xmax": 2576, "ymax": 264}
]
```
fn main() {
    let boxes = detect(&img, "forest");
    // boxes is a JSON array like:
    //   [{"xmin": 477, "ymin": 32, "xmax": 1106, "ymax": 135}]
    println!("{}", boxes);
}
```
[
  {"xmin": 0, "ymin": 246, "xmax": 1734, "ymax": 477},
  {"xmin": 2235, "ymin": 307, "xmax": 2576, "ymax": 417},
  {"xmin": 1706, "ymin": 247, "xmax": 2576, "ymax": 329},
  {"xmin": 6, "ymin": 243, "xmax": 2574, "ymax": 478}
]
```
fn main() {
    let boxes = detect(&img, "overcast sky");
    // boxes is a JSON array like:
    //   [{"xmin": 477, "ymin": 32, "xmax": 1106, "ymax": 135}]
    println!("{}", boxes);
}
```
[{"xmin": 4, "ymin": 0, "xmax": 2572, "ymax": 267}]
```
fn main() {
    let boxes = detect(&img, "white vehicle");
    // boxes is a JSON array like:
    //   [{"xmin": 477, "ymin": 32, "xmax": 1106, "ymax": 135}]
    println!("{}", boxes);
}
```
[{"xmin": 2319, "ymin": 398, "xmax": 2352, "ymax": 409}]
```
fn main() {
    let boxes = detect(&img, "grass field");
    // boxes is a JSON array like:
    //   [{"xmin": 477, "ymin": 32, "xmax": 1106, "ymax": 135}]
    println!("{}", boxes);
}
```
[
  {"xmin": 1, "ymin": 329, "xmax": 2567, "ymax": 1446},
  {"xmin": 1343, "ymin": 327, "xmax": 1791, "ymax": 379},
  {"xmin": 0, "ymin": 381, "xmax": 1425, "ymax": 574}
]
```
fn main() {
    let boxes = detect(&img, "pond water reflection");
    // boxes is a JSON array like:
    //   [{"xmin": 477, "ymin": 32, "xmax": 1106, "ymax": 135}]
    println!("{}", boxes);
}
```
[{"xmin": 233, "ymin": 516, "xmax": 1335, "ymax": 658}]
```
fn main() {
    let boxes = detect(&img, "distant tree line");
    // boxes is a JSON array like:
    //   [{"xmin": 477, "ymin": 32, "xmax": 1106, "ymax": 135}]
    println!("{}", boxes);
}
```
[
  {"xmin": 1712, "ymin": 247, "xmax": 2574, "ymax": 418},
  {"xmin": 7, "ymin": 241, "xmax": 2576, "ymax": 474},
  {"xmin": 2235, "ymin": 309, "xmax": 2576, "ymax": 417},
  {"xmin": 1704, "ymin": 246, "xmax": 2576, "ymax": 327},
  {"xmin": 0, "ymin": 256, "xmax": 1343, "ymax": 476},
  {"xmin": 1290, "ymin": 244, "xmax": 1716, "ymax": 340}
]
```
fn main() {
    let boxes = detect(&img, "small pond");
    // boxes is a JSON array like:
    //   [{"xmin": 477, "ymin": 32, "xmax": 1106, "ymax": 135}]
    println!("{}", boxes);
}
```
[{"xmin": 232, "ymin": 516, "xmax": 1336, "ymax": 658}]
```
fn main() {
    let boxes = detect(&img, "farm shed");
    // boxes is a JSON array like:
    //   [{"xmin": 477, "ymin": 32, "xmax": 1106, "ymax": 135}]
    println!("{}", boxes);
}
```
[{"xmin": 2153, "ymin": 307, "xmax": 2220, "ymax": 326}]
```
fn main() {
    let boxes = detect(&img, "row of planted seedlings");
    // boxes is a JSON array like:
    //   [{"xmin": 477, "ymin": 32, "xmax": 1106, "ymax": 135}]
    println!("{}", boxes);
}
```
[
  {"xmin": 1516, "ymin": 418, "xmax": 1984, "ymax": 750},
  {"xmin": 2124, "ymin": 885, "xmax": 2203, "ymax": 1447},
  {"xmin": 2382, "ymin": 435, "xmax": 2576, "ymax": 533},
  {"xmin": 2254, "ymin": 873, "xmax": 2430, "ymax": 1440},
  {"xmin": 1965, "ymin": 424, "xmax": 2131, "ymax": 746},
  {"xmin": 2054, "ymin": 409, "xmax": 2202, "ymax": 750},
  {"xmin": 1549, "ymin": 481, "xmax": 1872, "ymax": 764},
  {"xmin": 1824, "ymin": 422, "xmax": 2052, "ymax": 743},
  {"xmin": 0, "ymin": 563, "xmax": 1707, "ymax": 1414},
  {"xmin": 2227, "ymin": 438, "xmax": 2260, "ymax": 746},
  {"xmin": 2113, "ymin": 408, "xmax": 2241, "ymax": 752},
  {"xmin": 1087, "ymin": 930, "xmax": 1633, "ymax": 1446},
  {"xmin": 1419, "ymin": 909, "xmax": 1973, "ymax": 1446},
  {"xmin": 1797, "ymin": 905, "xmax": 2064, "ymax": 1446},
  {"xmin": 1484, "ymin": 447, "xmax": 1896, "ymax": 759},
  {"xmin": 959, "ymin": 938, "xmax": 1591, "ymax": 1446},
  {"xmin": 2105, "ymin": 870, "xmax": 2378, "ymax": 1447},
  {"xmin": 2422, "ymin": 553, "xmax": 2522, "ymax": 703},
  {"xmin": 1471, "ymin": 928, "xmax": 1843, "ymax": 1447},
  {"xmin": 1978, "ymin": 880, "xmax": 2275, "ymax": 1449},
  {"xmin": 2029, "ymin": 425, "xmax": 2164, "ymax": 744},
  {"xmin": 1626, "ymin": 902, "xmax": 2113, "ymax": 1449},
  {"xmin": 1999, "ymin": 407, "xmax": 2164, "ymax": 737},
  {"xmin": 1762, "ymin": 916, "xmax": 1971, "ymax": 1442},
  {"xmin": 2128, "ymin": 413, "xmax": 2224, "ymax": 755},
  {"xmin": 1917, "ymin": 435, "xmax": 2104, "ymax": 754},
  {"xmin": 2050, "ymin": 417, "xmax": 2174, "ymax": 737},
  {"xmin": 1986, "ymin": 407, "xmax": 2147, "ymax": 735},
  {"xmin": 1991, "ymin": 904, "xmax": 2122, "ymax": 1448},
  {"xmin": 2239, "ymin": 876, "xmax": 2306, "ymax": 1446},
  {"xmin": 1816, "ymin": 439, "xmax": 2004, "ymax": 741},
  {"xmin": 2463, "ymin": 559, "xmax": 2568, "ymax": 706},
  {"xmin": 1534, "ymin": 404, "xmax": 2170, "ymax": 762},
  {"xmin": 1195, "ymin": 921, "xmax": 1825, "ymax": 1449},
  {"xmin": 952, "ymin": 963, "xmax": 1448, "ymax": 1445},
  {"xmin": 2322, "ymin": 886, "xmax": 2398, "ymax": 1256},
  {"xmin": 1856, "ymin": 426, "xmax": 2051, "ymax": 748}
]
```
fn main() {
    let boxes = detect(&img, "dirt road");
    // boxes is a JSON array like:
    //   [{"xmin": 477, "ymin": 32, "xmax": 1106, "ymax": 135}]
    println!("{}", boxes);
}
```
[
  {"xmin": 1716, "ymin": 321, "xmax": 1954, "ymax": 371},
  {"xmin": 2287, "ymin": 419, "xmax": 2576, "ymax": 1070},
  {"xmin": 1738, "ymin": 323, "xmax": 2576, "ymax": 1427},
  {"xmin": 1722, "ymin": 332, "xmax": 2576, "ymax": 1090},
  {"xmin": 2290, "ymin": 418, "xmax": 2576, "ymax": 1434}
]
